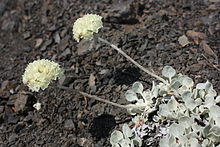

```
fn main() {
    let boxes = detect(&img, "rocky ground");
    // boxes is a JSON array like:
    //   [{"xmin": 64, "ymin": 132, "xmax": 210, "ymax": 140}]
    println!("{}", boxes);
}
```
[{"xmin": 0, "ymin": 0, "xmax": 220, "ymax": 146}]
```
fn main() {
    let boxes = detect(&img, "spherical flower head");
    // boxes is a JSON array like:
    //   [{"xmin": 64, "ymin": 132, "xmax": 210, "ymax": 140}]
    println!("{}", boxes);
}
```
[
  {"xmin": 22, "ymin": 59, "xmax": 63, "ymax": 92},
  {"xmin": 72, "ymin": 14, "xmax": 103, "ymax": 42}
]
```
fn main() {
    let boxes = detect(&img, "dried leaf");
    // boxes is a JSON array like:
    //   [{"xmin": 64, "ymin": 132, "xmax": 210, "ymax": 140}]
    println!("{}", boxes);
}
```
[
  {"xmin": 200, "ymin": 41, "xmax": 217, "ymax": 59},
  {"xmin": 178, "ymin": 35, "xmax": 190, "ymax": 47},
  {"xmin": 186, "ymin": 30, "xmax": 207, "ymax": 39}
]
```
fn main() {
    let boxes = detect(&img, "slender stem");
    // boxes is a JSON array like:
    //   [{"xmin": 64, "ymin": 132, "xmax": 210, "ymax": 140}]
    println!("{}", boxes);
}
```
[
  {"xmin": 98, "ymin": 37, "xmax": 168, "ymax": 85},
  {"xmin": 79, "ymin": 91, "xmax": 127, "ymax": 108},
  {"xmin": 58, "ymin": 85, "xmax": 148, "ymax": 109}
]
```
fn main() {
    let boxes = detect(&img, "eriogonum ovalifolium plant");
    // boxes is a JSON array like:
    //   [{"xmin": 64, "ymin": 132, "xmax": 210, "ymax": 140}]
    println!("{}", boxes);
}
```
[
  {"xmin": 22, "ymin": 59, "xmax": 63, "ymax": 92},
  {"xmin": 110, "ymin": 66, "xmax": 220, "ymax": 147},
  {"xmin": 22, "ymin": 14, "xmax": 220, "ymax": 147},
  {"xmin": 72, "ymin": 14, "xmax": 103, "ymax": 42}
]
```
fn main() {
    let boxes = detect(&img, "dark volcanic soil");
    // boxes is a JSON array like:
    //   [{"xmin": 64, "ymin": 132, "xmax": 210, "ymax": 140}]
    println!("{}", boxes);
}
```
[{"xmin": 0, "ymin": 0, "xmax": 220, "ymax": 146}]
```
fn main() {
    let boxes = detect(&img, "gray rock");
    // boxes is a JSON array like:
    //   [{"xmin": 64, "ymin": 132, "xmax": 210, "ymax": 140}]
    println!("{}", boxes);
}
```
[
  {"xmin": 40, "ymin": 39, "xmax": 53, "ymax": 51},
  {"xmin": 14, "ymin": 93, "xmax": 28, "ymax": 111},
  {"xmin": 1, "ymin": 17, "xmax": 16, "ymax": 31},
  {"xmin": 139, "ymin": 40, "xmax": 148, "ymax": 51},
  {"xmin": 64, "ymin": 119, "xmax": 75, "ymax": 130},
  {"xmin": 58, "ymin": 36, "xmax": 69, "ymax": 51},
  {"xmin": 1, "ymin": 80, "xmax": 9, "ymax": 90},
  {"xmin": 58, "ymin": 75, "xmax": 75, "ymax": 86},
  {"xmin": 0, "ymin": 1, "xmax": 6, "ymax": 15},
  {"xmin": 7, "ymin": 115, "xmax": 19, "ymax": 124},
  {"xmin": 77, "ymin": 39, "xmax": 94, "ymax": 55},
  {"xmin": 105, "ymin": 0, "xmax": 140, "ymax": 24},
  {"xmin": 54, "ymin": 32, "xmax": 61, "ymax": 43},
  {"xmin": 60, "ymin": 48, "xmax": 71, "ymax": 57},
  {"xmin": 0, "ymin": 106, "xmax": 4, "ymax": 113},
  {"xmin": 23, "ymin": 32, "xmax": 31, "ymax": 40}
]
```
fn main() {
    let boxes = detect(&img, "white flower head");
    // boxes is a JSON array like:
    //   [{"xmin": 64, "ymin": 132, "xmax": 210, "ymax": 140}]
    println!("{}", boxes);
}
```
[
  {"xmin": 22, "ymin": 59, "xmax": 63, "ymax": 92},
  {"xmin": 33, "ymin": 102, "xmax": 41, "ymax": 111},
  {"xmin": 72, "ymin": 14, "xmax": 103, "ymax": 42}
]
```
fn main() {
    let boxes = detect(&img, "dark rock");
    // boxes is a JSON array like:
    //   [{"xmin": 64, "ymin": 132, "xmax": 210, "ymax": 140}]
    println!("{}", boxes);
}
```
[
  {"xmin": 1, "ymin": 80, "xmax": 9, "ymax": 90},
  {"xmin": 1, "ymin": 11, "xmax": 19, "ymax": 31},
  {"xmin": 69, "ymin": 144, "xmax": 81, "ymax": 147},
  {"xmin": 7, "ymin": 114, "xmax": 19, "ymax": 124},
  {"xmin": 40, "ymin": 39, "xmax": 53, "ymax": 51},
  {"xmin": 1, "ymin": 16, "xmax": 16, "ymax": 31},
  {"xmin": 23, "ymin": 32, "xmax": 31, "ymax": 40},
  {"xmin": 60, "ymin": 28, "xmax": 67, "ymax": 38},
  {"xmin": 0, "ymin": 90, "xmax": 10, "ymax": 99},
  {"xmin": 9, "ymin": 133, "xmax": 18, "ymax": 142},
  {"xmin": 58, "ymin": 36, "xmax": 69, "ymax": 51},
  {"xmin": 58, "ymin": 75, "xmax": 75, "ymax": 86},
  {"xmin": 0, "ymin": 1, "xmax": 6, "ymax": 15},
  {"xmin": 0, "ymin": 106, "xmax": 4, "ymax": 113},
  {"xmin": 105, "ymin": 0, "xmax": 141, "ymax": 24},
  {"xmin": 10, "ymin": 144, "xmax": 17, "ymax": 147},
  {"xmin": 7, "ymin": 94, "xmax": 17, "ymax": 106},
  {"xmin": 14, "ymin": 123, "xmax": 25, "ymax": 133},
  {"xmin": 48, "ymin": 24, "xmax": 56, "ymax": 32},
  {"xmin": 77, "ymin": 39, "xmax": 94, "ymax": 55},
  {"xmin": 139, "ymin": 40, "xmax": 148, "ymax": 51},
  {"xmin": 23, "ymin": 46, "xmax": 32, "ymax": 52},
  {"xmin": 89, "ymin": 114, "xmax": 116, "ymax": 140},
  {"xmin": 60, "ymin": 48, "xmax": 71, "ymax": 58},
  {"xmin": 113, "ymin": 67, "xmax": 141, "ymax": 85}
]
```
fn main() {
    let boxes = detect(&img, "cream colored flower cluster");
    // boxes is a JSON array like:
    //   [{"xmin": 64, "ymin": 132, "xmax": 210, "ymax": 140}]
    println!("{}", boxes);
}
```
[
  {"xmin": 22, "ymin": 59, "xmax": 63, "ymax": 92},
  {"xmin": 72, "ymin": 14, "xmax": 103, "ymax": 42}
]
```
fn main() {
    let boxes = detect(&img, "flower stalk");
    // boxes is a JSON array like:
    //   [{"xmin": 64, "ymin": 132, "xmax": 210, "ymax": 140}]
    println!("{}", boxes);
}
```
[
  {"xmin": 72, "ymin": 14, "xmax": 167, "ymax": 85},
  {"xmin": 57, "ymin": 85, "xmax": 149, "ymax": 109},
  {"xmin": 97, "ymin": 37, "xmax": 168, "ymax": 85}
]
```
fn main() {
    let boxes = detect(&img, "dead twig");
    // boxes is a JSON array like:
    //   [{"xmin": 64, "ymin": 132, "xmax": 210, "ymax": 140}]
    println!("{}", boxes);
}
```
[
  {"xmin": 202, "ymin": 54, "xmax": 220, "ymax": 72},
  {"xmin": 83, "ymin": 95, "xmax": 88, "ymax": 111}
]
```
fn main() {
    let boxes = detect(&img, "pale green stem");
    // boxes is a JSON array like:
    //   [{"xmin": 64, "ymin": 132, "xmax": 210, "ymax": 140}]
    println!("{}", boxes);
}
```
[
  {"xmin": 98, "ymin": 37, "xmax": 168, "ymax": 85},
  {"xmin": 58, "ymin": 85, "xmax": 148, "ymax": 109}
]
